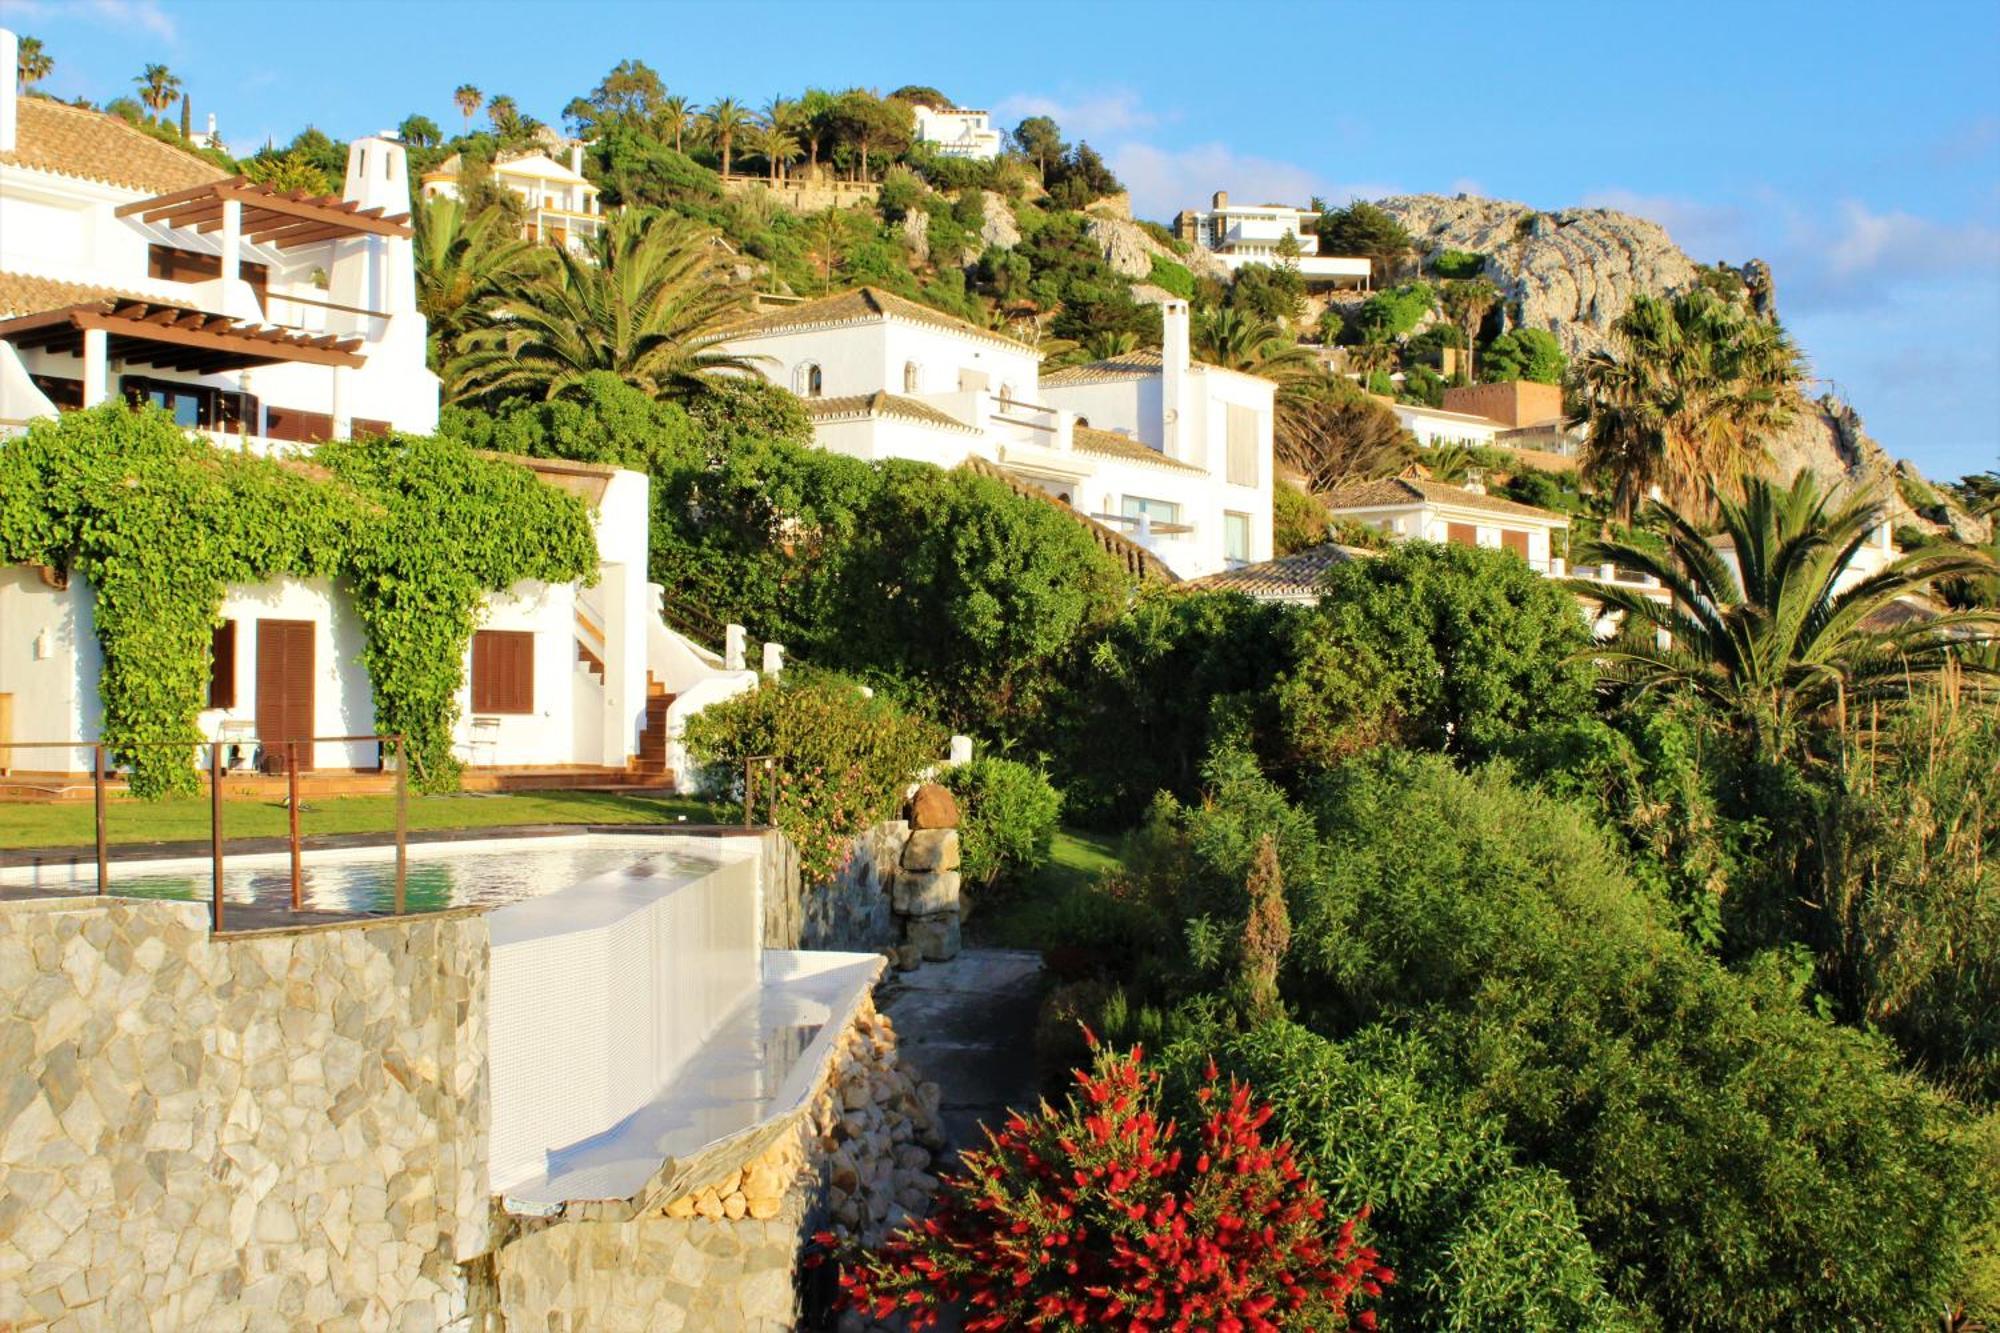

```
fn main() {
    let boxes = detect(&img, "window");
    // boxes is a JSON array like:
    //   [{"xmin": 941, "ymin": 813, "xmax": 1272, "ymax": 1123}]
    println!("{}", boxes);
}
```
[
  {"xmin": 1499, "ymin": 529, "xmax": 1530, "ymax": 560},
  {"xmin": 903, "ymin": 361, "xmax": 921, "ymax": 393},
  {"xmin": 1121, "ymin": 495, "xmax": 1181, "ymax": 528},
  {"xmin": 207, "ymin": 620, "xmax": 237, "ymax": 709},
  {"xmin": 1225, "ymin": 404, "xmax": 1261, "ymax": 487},
  {"xmin": 1446, "ymin": 522, "xmax": 1478, "ymax": 547},
  {"xmin": 29, "ymin": 375, "xmax": 82, "ymax": 411},
  {"xmin": 1223, "ymin": 512, "xmax": 1251, "ymax": 564},
  {"xmin": 471, "ymin": 630, "xmax": 535, "ymax": 714},
  {"xmin": 794, "ymin": 362, "xmax": 823, "ymax": 398},
  {"xmin": 120, "ymin": 376, "xmax": 251, "ymax": 431}
]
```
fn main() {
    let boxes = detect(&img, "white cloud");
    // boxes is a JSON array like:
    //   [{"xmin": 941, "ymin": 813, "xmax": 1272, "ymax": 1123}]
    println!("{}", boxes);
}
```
[
  {"xmin": 1112, "ymin": 141, "xmax": 1393, "ymax": 223},
  {"xmin": 990, "ymin": 89, "xmax": 1156, "ymax": 140},
  {"xmin": 0, "ymin": 0, "xmax": 176, "ymax": 40}
]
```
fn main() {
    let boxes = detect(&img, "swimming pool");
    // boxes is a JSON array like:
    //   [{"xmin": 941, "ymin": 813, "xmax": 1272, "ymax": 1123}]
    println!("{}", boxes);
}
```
[{"xmin": 0, "ymin": 833, "xmax": 731, "ymax": 916}]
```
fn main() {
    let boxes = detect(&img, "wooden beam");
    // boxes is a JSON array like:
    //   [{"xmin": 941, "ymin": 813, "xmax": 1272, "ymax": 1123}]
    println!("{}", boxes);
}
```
[
  {"xmin": 112, "ymin": 176, "xmax": 248, "ymax": 218},
  {"xmin": 74, "ymin": 311, "xmax": 366, "ymax": 369},
  {"xmin": 215, "ymin": 186, "xmax": 412, "ymax": 239},
  {"xmin": 140, "ymin": 197, "xmax": 224, "ymax": 229}
]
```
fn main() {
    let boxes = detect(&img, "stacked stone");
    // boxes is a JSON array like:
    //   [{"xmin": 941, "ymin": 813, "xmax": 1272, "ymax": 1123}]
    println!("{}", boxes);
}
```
[
  {"xmin": 650, "ymin": 995, "xmax": 944, "ymax": 1250},
  {"xmin": 893, "ymin": 783, "xmax": 963, "ymax": 968}
]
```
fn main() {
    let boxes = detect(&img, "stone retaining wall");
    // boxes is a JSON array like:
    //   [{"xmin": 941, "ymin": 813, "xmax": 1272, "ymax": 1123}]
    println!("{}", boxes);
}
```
[
  {"xmin": 766, "ymin": 790, "xmax": 965, "ymax": 969},
  {"xmin": 0, "ymin": 896, "xmax": 489, "ymax": 1331}
]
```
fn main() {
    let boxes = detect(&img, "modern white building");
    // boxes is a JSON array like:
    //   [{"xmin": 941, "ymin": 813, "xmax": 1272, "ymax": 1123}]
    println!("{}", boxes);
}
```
[
  {"xmin": 420, "ymin": 143, "xmax": 604, "ymax": 252},
  {"xmin": 910, "ymin": 105, "xmax": 1002, "ymax": 161},
  {"xmin": 1172, "ymin": 191, "xmax": 1372, "ymax": 288},
  {"xmin": 718, "ymin": 288, "xmax": 1276, "ymax": 579},
  {"xmin": 1388, "ymin": 402, "xmax": 1504, "ymax": 450},
  {"xmin": 0, "ymin": 35, "xmax": 752, "ymax": 790}
]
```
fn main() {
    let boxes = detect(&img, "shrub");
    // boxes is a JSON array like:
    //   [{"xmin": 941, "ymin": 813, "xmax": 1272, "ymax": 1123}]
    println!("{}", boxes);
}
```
[
  {"xmin": 1273, "ymin": 541, "xmax": 1595, "ymax": 765},
  {"xmin": 1145, "ymin": 253, "xmax": 1195, "ymax": 299},
  {"xmin": 943, "ymin": 756, "xmax": 1062, "ymax": 893},
  {"xmin": 1292, "ymin": 752, "xmax": 1995, "ymax": 1328},
  {"xmin": 682, "ymin": 669, "xmax": 944, "ymax": 883},
  {"xmin": 1399, "ymin": 364, "xmax": 1445, "ymax": 407},
  {"xmin": 1479, "ymin": 328, "xmax": 1565, "ymax": 384},
  {"xmin": 1273, "ymin": 478, "xmax": 1329, "ymax": 555},
  {"xmin": 826, "ymin": 1040, "xmax": 1392, "ymax": 1331},
  {"xmin": 1354, "ymin": 282, "xmax": 1433, "ymax": 340},
  {"xmin": 1428, "ymin": 249, "xmax": 1485, "ymax": 279}
]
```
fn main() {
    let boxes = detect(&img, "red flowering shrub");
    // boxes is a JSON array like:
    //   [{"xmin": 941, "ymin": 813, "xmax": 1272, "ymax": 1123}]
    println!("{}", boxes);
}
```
[{"xmin": 822, "ymin": 1037, "xmax": 1391, "ymax": 1331}]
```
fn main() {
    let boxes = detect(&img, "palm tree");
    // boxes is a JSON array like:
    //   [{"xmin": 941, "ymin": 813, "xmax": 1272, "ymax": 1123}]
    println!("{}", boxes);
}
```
[
  {"xmin": 1345, "ymin": 337, "xmax": 1397, "ymax": 378},
  {"xmin": 454, "ymin": 84, "xmax": 483, "ymax": 132},
  {"xmin": 487, "ymin": 94, "xmax": 519, "ymax": 136},
  {"xmin": 656, "ymin": 94, "xmax": 693, "ymax": 153},
  {"xmin": 1276, "ymin": 379, "xmax": 1414, "ymax": 495},
  {"xmin": 1192, "ymin": 307, "xmax": 1318, "ymax": 384},
  {"xmin": 757, "ymin": 122, "xmax": 802, "ymax": 184},
  {"xmin": 134, "ymin": 64, "xmax": 181, "ymax": 122},
  {"xmin": 797, "ymin": 89, "xmax": 835, "ymax": 175},
  {"xmin": 413, "ymin": 196, "xmax": 549, "ymax": 378},
  {"xmin": 17, "ymin": 36, "xmax": 53, "ymax": 90},
  {"xmin": 702, "ymin": 98, "xmax": 750, "ymax": 177},
  {"xmin": 449, "ymin": 207, "xmax": 761, "ymax": 403},
  {"xmin": 1438, "ymin": 278, "xmax": 1498, "ymax": 379},
  {"xmin": 1571, "ymin": 472, "xmax": 1998, "ymax": 758},
  {"xmin": 1570, "ymin": 289, "xmax": 1806, "ymax": 522}
]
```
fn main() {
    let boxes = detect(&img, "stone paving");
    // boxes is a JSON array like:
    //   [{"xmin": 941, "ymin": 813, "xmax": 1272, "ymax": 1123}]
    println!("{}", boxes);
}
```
[{"xmin": 875, "ymin": 949, "xmax": 1045, "ymax": 1160}]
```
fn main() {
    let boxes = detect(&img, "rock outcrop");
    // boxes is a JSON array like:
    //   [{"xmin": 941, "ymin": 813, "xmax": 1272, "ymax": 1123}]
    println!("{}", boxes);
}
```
[
  {"xmin": 1375, "ymin": 194, "xmax": 1700, "ymax": 358},
  {"xmin": 1082, "ymin": 207, "xmax": 1230, "ymax": 284}
]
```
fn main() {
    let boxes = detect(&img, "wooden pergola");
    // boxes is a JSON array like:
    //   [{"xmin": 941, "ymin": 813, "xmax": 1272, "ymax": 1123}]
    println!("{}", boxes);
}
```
[
  {"xmin": 0, "ymin": 299, "xmax": 365, "ymax": 373},
  {"xmin": 113, "ymin": 177, "xmax": 412, "ymax": 250}
]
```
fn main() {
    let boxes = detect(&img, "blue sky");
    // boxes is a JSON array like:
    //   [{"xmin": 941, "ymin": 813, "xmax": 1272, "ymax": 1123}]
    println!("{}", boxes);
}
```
[{"xmin": 5, "ymin": 0, "xmax": 1996, "ymax": 481}]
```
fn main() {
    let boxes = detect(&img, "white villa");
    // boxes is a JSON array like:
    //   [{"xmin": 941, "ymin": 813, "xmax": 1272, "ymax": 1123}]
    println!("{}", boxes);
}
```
[
  {"xmin": 910, "ymin": 105, "xmax": 1002, "ymax": 161},
  {"xmin": 1389, "ymin": 402, "xmax": 1505, "ymax": 450},
  {"xmin": 420, "ymin": 141, "xmax": 604, "ymax": 252},
  {"xmin": 1173, "ymin": 191, "xmax": 1372, "ymax": 289},
  {"xmin": 0, "ymin": 36, "xmax": 751, "ymax": 790},
  {"xmin": 1321, "ymin": 475, "xmax": 1569, "ymax": 575},
  {"xmin": 717, "ymin": 288, "xmax": 1276, "ymax": 580}
]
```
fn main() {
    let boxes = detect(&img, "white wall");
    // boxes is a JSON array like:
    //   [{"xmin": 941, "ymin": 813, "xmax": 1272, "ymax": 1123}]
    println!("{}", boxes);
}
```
[
  {"xmin": 0, "ymin": 568, "xmax": 97, "ymax": 771},
  {"xmin": 485, "ymin": 844, "xmax": 763, "ymax": 1197},
  {"xmin": 451, "ymin": 581, "xmax": 581, "ymax": 769},
  {"xmin": 203, "ymin": 576, "xmax": 380, "ymax": 771}
]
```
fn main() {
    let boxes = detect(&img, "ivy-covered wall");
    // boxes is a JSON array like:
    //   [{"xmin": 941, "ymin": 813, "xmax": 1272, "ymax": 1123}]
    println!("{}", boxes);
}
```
[{"xmin": 0, "ymin": 406, "xmax": 598, "ymax": 794}]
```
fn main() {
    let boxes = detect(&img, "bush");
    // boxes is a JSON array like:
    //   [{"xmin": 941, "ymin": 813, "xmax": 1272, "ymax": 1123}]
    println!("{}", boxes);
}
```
[
  {"xmin": 826, "ymin": 1041, "xmax": 1392, "ymax": 1331},
  {"xmin": 1273, "ymin": 541, "xmax": 1596, "ymax": 765},
  {"xmin": 1273, "ymin": 478, "xmax": 1329, "ymax": 555},
  {"xmin": 943, "ymin": 755, "xmax": 1062, "ymax": 893},
  {"xmin": 1289, "ymin": 752, "xmax": 1995, "ymax": 1328},
  {"xmin": 1398, "ymin": 364, "xmax": 1445, "ymax": 407},
  {"xmin": 682, "ymin": 669, "xmax": 944, "ymax": 883},
  {"xmin": 1145, "ymin": 253, "xmax": 1196, "ymax": 299},
  {"xmin": 1355, "ymin": 282, "xmax": 1433, "ymax": 340},
  {"xmin": 1479, "ymin": 328, "xmax": 1565, "ymax": 384},
  {"xmin": 1429, "ymin": 249, "xmax": 1486, "ymax": 279}
]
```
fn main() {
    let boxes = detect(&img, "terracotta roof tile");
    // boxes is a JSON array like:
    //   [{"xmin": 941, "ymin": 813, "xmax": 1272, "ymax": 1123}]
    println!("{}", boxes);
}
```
[
  {"xmin": 3, "ymin": 97, "xmax": 228, "ymax": 195},
  {"xmin": 1071, "ymin": 425, "xmax": 1205, "ymax": 474},
  {"xmin": 726, "ymin": 287, "xmax": 1029, "ymax": 350},
  {"xmin": 1188, "ymin": 543, "xmax": 1369, "ymax": 600},
  {"xmin": 1321, "ymin": 476, "xmax": 1569, "ymax": 523},
  {"xmin": 958, "ymin": 455, "xmax": 1177, "ymax": 583},
  {"xmin": 1040, "ymin": 349, "xmax": 1167, "ymax": 386},
  {"xmin": 0, "ymin": 271, "xmax": 149, "ymax": 318},
  {"xmin": 802, "ymin": 391, "xmax": 979, "ymax": 432}
]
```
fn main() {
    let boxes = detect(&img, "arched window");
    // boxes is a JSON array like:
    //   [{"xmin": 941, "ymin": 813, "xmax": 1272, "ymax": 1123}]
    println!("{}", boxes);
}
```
[
  {"xmin": 903, "ymin": 361, "xmax": 921, "ymax": 393},
  {"xmin": 794, "ymin": 362, "xmax": 823, "ymax": 398}
]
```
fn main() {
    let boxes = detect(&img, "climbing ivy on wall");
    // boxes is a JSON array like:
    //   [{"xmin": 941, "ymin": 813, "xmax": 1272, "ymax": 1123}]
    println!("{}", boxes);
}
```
[{"xmin": 0, "ymin": 406, "xmax": 596, "ymax": 796}]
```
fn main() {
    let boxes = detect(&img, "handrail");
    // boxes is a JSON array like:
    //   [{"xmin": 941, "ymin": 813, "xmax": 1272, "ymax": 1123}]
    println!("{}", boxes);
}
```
[
  {"xmin": 0, "ymin": 732, "xmax": 408, "ymax": 930},
  {"xmin": 738, "ymin": 754, "xmax": 780, "ymax": 829}
]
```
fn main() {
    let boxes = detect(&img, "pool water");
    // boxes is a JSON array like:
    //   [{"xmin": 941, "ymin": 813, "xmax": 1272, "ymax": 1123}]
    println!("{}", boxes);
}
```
[{"xmin": 0, "ymin": 835, "xmax": 726, "ymax": 916}]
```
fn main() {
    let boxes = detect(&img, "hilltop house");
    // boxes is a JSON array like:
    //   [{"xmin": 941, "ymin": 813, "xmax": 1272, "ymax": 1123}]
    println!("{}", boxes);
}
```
[
  {"xmin": 419, "ymin": 140, "xmax": 604, "ymax": 252},
  {"xmin": 0, "ymin": 35, "xmax": 751, "ymax": 789},
  {"xmin": 717, "ymin": 289, "xmax": 1275, "ymax": 579},
  {"xmin": 1321, "ymin": 475, "xmax": 1570, "ymax": 574},
  {"xmin": 1172, "ymin": 191, "xmax": 1372, "ymax": 289},
  {"xmin": 910, "ymin": 105, "xmax": 1003, "ymax": 161}
]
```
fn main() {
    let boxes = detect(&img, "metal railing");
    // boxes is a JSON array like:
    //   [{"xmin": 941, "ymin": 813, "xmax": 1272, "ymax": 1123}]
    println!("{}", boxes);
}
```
[
  {"xmin": 1, "ymin": 733, "xmax": 408, "ymax": 932},
  {"xmin": 739, "ymin": 755, "xmax": 780, "ymax": 829}
]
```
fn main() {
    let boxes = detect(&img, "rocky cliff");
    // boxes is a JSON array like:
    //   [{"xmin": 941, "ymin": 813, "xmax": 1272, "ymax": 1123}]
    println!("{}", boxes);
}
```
[
  {"xmin": 1376, "ymin": 194, "xmax": 1699, "ymax": 358},
  {"xmin": 1375, "ymin": 193, "xmax": 1988, "ymax": 540}
]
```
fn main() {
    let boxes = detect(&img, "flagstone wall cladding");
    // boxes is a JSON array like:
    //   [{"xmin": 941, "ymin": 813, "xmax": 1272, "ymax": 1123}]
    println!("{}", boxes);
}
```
[
  {"xmin": 0, "ymin": 895, "xmax": 489, "ymax": 1332},
  {"xmin": 766, "ymin": 820, "xmax": 964, "ymax": 967}
]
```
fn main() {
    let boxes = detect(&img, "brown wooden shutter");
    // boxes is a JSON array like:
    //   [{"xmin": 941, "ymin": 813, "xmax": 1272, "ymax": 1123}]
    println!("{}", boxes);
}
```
[
  {"xmin": 1446, "ymin": 522, "xmax": 1478, "ymax": 547},
  {"xmin": 255, "ymin": 619, "xmax": 315, "ymax": 771},
  {"xmin": 1499, "ymin": 529, "xmax": 1530, "ymax": 559},
  {"xmin": 263, "ymin": 407, "xmax": 335, "ymax": 443},
  {"xmin": 207, "ymin": 620, "xmax": 237, "ymax": 710},
  {"xmin": 472, "ymin": 631, "xmax": 535, "ymax": 714}
]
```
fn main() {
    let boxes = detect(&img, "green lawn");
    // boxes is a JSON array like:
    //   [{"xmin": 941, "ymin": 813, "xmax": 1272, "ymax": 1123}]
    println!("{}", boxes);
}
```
[
  {"xmin": 0, "ymin": 789, "xmax": 728, "ymax": 850},
  {"xmin": 972, "ymin": 827, "xmax": 1130, "ymax": 949}
]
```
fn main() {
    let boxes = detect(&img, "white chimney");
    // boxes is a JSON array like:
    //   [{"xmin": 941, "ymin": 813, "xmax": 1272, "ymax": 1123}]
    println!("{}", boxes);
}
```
[
  {"xmin": 569, "ymin": 142, "xmax": 584, "ymax": 175},
  {"xmin": 1160, "ymin": 298, "xmax": 1194, "ymax": 464},
  {"xmin": 1, "ymin": 29, "xmax": 19, "ymax": 156}
]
